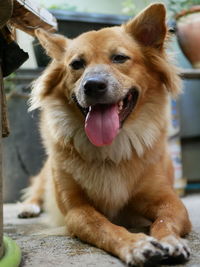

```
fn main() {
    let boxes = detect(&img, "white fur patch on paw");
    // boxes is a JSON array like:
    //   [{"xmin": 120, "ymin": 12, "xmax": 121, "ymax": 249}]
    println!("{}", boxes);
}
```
[
  {"xmin": 18, "ymin": 203, "xmax": 41, "ymax": 218},
  {"xmin": 121, "ymin": 236, "xmax": 164, "ymax": 266},
  {"xmin": 160, "ymin": 235, "xmax": 190, "ymax": 260}
]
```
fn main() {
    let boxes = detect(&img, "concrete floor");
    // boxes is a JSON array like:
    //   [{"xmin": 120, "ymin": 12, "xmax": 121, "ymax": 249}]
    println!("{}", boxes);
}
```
[{"xmin": 3, "ymin": 194, "xmax": 200, "ymax": 267}]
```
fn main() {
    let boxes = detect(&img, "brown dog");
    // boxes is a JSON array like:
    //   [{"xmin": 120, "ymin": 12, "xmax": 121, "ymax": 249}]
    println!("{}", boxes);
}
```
[{"xmin": 19, "ymin": 3, "xmax": 191, "ymax": 266}]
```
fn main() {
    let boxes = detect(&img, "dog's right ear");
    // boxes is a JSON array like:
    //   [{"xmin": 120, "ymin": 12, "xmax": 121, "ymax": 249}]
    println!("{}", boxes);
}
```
[
  {"xmin": 35, "ymin": 29, "xmax": 67, "ymax": 61},
  {"xmin": 124, "ymin": 3, "xmax": 167, "ymax": 50}
]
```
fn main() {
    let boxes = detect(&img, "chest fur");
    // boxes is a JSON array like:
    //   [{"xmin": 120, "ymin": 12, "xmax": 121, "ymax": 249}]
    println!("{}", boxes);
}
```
[{"xmin": 63, "ymin": 158, "xmax": 133, "ymax": 219}]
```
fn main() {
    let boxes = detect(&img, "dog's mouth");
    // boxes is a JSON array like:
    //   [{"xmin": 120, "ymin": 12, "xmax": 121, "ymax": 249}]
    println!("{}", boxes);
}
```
[{"xmin": 72, "ymin": 88, "xmax": 139, "ymax": 147}]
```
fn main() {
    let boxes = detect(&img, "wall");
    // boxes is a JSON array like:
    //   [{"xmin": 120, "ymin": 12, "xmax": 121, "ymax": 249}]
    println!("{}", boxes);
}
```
[{"xmin": 16, "ymin": 30, "xmax": 37, "ymax": 69}]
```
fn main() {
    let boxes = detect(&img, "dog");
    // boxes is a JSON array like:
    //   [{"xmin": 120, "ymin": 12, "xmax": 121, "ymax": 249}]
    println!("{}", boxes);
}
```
[{"xmin": 18, "ymin": 3, "xmax": 191, "ymax": 266}]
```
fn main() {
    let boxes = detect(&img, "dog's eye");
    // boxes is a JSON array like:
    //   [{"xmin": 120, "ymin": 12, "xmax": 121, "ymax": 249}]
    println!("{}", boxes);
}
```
[
  {"xmin": 70, "ymin": 59, "xmax": 85, "ymax": 70},
  {"xmin": 111, "ymin": 54, "xmax": 130, "ymax": 64}
]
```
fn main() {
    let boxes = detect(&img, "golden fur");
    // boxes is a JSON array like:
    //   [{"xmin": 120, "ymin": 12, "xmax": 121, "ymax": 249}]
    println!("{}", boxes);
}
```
[{"xmin": 19, "ymin": 4, "xmax": 191, "ymax": 266}]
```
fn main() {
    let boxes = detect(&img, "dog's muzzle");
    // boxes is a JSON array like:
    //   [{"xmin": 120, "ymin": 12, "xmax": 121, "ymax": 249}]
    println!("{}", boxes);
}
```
[{"xmin": 73, "ymin": 66, "xmax": 139, "ymax": 147}]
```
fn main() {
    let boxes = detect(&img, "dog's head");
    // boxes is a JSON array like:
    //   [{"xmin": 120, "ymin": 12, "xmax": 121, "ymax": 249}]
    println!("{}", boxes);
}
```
[{"xmin": 31, "ymin": 3, "xmax": 181, "ymax": 149}]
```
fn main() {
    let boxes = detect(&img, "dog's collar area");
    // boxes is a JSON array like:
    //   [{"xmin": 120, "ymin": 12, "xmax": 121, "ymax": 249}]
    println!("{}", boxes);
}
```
[{"xmin": 71, "ymin": 88, "xmax": 139, "ymax": 124}]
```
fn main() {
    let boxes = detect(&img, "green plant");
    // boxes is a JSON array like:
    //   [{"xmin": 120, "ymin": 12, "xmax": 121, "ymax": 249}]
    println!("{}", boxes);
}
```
[
  {"xmin": 48, "ymin": 3, "xmax": 77, "ymax": 12},
  {"xmin": 167, "ymin": 0, "xmax": 200, "ymax": 17},
  {"xmin": 4, "ymin": 73, "xmax": 30, "ymax": 101},
  {"xmin": 122, "ymin": 0, "xmax": 137, "ymax": 15},
  {"xmin": 122, "ymin": 0, "xmax": 152, "ymax": 15},
  {"xmin": 4, "ymin": 73, "xmax": 16, "ymax": 94},
  {"xmin": 40, "ymin": 1, "xmax": 77, "ymax": 12}
]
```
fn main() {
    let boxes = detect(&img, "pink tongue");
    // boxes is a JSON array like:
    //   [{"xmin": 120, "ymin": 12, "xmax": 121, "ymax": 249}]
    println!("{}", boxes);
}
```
[{"xmin": 85, "ymin": 104, "xmax": 119, "ymax": 146}]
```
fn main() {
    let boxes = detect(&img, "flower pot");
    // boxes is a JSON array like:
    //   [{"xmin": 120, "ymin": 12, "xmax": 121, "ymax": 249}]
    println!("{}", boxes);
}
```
[{"xmin": 176, "ymin": 6, "xmax": 200, "ymax": 68}]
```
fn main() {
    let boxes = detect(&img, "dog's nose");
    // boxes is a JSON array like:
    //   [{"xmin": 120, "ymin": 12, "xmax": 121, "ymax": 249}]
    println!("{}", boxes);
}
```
[{"xmin": 84, "ymin": 78, "xmax": 107, "ymax": 97}]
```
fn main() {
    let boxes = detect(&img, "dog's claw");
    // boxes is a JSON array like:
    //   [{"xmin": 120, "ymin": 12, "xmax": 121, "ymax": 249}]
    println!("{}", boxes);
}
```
[
  {"xmin": 18, "ymin": 203, "xmax": 41, "ymax": 219},
  {"xmin": 150, "ymin": 240, "xmax": 164, "ymax": 250},
  {"xmin": 122, "ymin": 236, "xmax": 164, "ymax": 267},
  {"xmin": 160, "ymin": 235, "xmax": 190, "ymax": 264}
]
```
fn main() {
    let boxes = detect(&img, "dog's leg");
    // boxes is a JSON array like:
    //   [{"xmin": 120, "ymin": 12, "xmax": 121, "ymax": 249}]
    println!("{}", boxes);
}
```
[
  {"xmin": 150, "ymin": 192, "xmax": 191, "ymax": 263},
  {"xmin": 53, "ymin": 173, "xmax": 165, "ymax": 266},
  {"xmin": 133, "ymin": 188, "xmax": 191, "ymax": 263},
  {"xmin": 18, "ymin": 159, "xmax": 48, "ymax": 218},
  {"xmin": 66, "ymin": 207, "xmax": 166, "ymax": 266}
]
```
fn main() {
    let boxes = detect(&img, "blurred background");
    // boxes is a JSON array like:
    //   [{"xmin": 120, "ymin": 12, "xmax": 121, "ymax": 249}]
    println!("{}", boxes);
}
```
[{"xmin": 3, "ymin": 0, "xmax": 200, "ymax": 202}]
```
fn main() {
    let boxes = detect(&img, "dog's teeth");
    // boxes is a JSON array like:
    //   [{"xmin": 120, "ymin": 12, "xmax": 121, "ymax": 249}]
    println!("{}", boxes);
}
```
[
  {"xmin": 128, "ymin": 94, "xmax": 132, "ymax": 101},
  {"xmin": 118, "ymin": 101, "xmax": 123, "ymax": 112}
]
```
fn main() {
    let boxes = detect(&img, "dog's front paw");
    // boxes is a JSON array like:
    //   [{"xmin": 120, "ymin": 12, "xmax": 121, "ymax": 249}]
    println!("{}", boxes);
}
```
[
  {"xmin": 18, "ymin": 203, "xmax": 41, "ymax": 218},
  {"xmin": 121, "ymin": 236, "xmax": 164, "ymax": 267},
  {"xmin": 160, "ymin": 235, "xmax": 190, "ymax": 264}
]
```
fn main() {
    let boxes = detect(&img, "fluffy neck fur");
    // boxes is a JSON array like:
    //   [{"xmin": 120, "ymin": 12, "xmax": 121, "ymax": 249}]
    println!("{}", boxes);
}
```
[{"xmin": 36, "ymin": 96, "xmax": 168, "ymax": 165}]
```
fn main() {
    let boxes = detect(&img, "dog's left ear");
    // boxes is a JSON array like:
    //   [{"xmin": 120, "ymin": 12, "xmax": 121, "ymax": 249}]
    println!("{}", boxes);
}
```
[
  {"xmin": 35, "ymin": 28, "xmax": 67, "ymax": 61},
  {"xmin": 125, "ymin": 3, "xmax": 167, "ymax": 49}
]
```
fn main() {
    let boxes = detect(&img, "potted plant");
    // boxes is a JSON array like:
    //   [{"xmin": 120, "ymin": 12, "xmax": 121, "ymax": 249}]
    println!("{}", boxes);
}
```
[{"xmin": 168, "ymin": 0, "xmax": 200, "ymax": 68}]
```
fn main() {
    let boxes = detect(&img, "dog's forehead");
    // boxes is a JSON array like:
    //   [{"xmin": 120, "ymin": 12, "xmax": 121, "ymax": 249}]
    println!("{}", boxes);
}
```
[{"xmin": 68, "ymin": 27, "xmax": 138, "ymax": 55}]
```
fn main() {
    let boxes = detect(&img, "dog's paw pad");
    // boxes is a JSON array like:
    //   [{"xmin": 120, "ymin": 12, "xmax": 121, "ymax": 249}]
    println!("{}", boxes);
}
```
[
  {"xmin": 160, "ymin": 235, "xmax": 190, "ymax": 263},
  {"xmin": 18, "ymin": 203, "xmax": 41, "ymax": 218},
  {"xmin": 122, "ymin": 236, "xmax": 164, "ymax": 266}
]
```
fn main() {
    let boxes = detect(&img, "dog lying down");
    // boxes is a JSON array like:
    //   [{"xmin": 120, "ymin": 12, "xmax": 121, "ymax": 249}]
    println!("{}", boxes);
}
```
[{"xmin": 18, "ymin": 3, "xmax": 191, "ymax": 266}]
